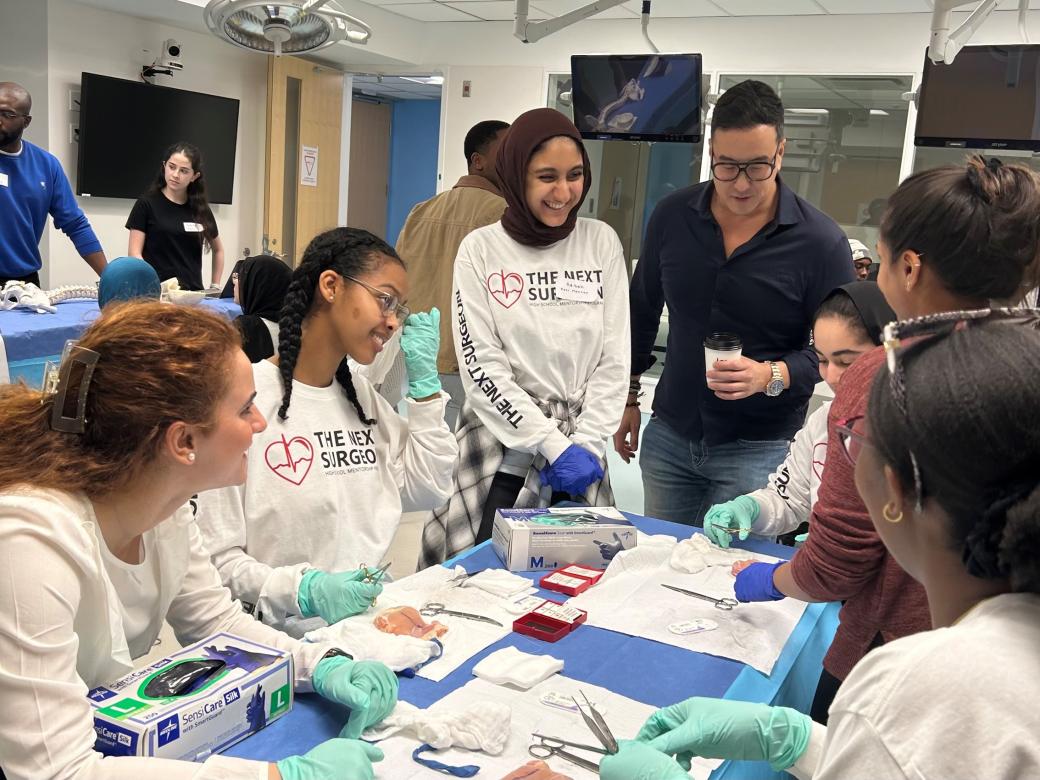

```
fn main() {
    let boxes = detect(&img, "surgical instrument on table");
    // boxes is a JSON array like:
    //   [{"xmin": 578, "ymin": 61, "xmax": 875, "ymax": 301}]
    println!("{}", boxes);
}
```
[
  {"xmin": 530, "ymin": 733, "xmax": 609, "ymax": 756},
  {"xmin": 449, "ymin": 568, "xmax": 487, "ymax": 587},
  {"xmin": 572, "ymin": 690, "xmax": 619, "ymax": 754},
  {"xmin": 419, "ymin": 602, "xmax": 504, "ymax": 627},
  {"xmin": 528, "ymin": 736, "xmax": 603, "ymax": 773},
  {"xmin": 661, "ymin": 583, "xmax": 739, "ymax": 611}
]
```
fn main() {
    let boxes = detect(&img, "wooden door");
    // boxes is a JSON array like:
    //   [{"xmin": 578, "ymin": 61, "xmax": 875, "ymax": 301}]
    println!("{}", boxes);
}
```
[
  {"xmin": 264, "ymin": 57, "xmax": 343, "ymax": 266},
  {"xmin": 346, "ymin": 100, "xmax": 391, "ymax": 237}
]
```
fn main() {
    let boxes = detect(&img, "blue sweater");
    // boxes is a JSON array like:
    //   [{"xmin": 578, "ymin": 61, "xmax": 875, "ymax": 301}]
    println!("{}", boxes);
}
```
[{"xmin": 0, "ymin": 139, "xmax": 102, "ymax": 277}]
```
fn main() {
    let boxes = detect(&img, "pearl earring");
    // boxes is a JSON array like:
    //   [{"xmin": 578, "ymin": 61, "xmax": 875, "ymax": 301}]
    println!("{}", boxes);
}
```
[{"xmin": 187, "ymin": 452, "xmax": 196, "ymax": 463}]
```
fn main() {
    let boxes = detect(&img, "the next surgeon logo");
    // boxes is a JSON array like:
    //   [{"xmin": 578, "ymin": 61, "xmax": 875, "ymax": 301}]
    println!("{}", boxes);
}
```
[
  {"xmin": 263, "ymin": 430, "xmax": 379, "ymax": 482},
  {"xmin": 486, "ymin": 269, "xmax": 603, "ymax": 309}
]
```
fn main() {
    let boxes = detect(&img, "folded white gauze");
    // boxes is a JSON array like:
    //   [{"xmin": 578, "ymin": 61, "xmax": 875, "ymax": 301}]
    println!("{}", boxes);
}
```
[
  {"xmin": 670, "ymin": 534, "xmax": 746, "ymax": 574},
  {"xmin": 304, "ymin": 620, "xmax": 440, "ymax": 672},
  {"xmin": 472, "ymin": 647, "xmax": 564, "ymax": 690},
  {"xmin": 364, "ymin": 700, "xmax": 512, "ymax": 754},
  {"xmin": 463, "ymin": 569, "xmax": 533, "ymax": 598}
]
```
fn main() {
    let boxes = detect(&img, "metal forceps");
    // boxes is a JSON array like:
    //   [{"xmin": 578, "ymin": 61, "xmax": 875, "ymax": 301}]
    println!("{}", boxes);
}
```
[
  {"xmin": 361, "ymin": 561, "xmax": 392, "ymax": 583},
  {"xmin": 419, "ymin": 602, "xmax": 504, "ymax": 627},
  {"xmin": 661, "ymin": 583, "xmax": 739, "ymax": 611},
  {"xmin": 528, "ymin": 734, "xmax": 606, "ymax": 773}
]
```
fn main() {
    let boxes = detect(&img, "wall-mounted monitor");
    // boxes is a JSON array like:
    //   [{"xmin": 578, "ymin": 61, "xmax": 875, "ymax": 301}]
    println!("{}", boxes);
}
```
[
  {"xmin": 915, "ymin": 45, "xmax": 1040, "ymax": 152},
  {"xmin": 77, "ymin": 73, "xmax": 240, "ymax": 203},
  {"xmin": 570, "ymin": 54, "xmax": 702, "ymax": 143}
]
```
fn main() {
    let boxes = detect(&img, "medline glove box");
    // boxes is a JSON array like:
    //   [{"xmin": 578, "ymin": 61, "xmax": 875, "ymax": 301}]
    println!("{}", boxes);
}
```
[
  {"xmin": 492, "ymin": 506, "xmax": 638, "ymax": 571},
  {"xmin": 89, "ymin": 632, "xmax": 293, "ymax": 760}
]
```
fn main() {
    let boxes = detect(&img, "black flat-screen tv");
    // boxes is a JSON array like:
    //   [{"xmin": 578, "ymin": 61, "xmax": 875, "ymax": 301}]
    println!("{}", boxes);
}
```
[
  {"xmin": 570, "ymin": 53, "xmax": 702, "ymax": 143},
  {"xmin": 77, "ymin": 73, "xmax": 240, "ymax": 203},
  {"xmin": 915, "ymin": 45, "xmax": 1040, "ymax": 151}
]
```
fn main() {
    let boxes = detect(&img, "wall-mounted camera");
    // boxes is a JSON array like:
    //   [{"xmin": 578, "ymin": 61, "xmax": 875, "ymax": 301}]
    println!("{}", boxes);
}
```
[{"xmin": 160, "ymin": 39, "xmax": 184, "ymax": 71}]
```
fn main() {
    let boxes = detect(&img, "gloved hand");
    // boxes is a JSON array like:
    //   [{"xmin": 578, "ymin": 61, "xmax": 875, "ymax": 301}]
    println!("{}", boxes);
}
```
[
  {"xmin": 733, "ymin": 561, "xmax": 786, "ymax": 603},
  {"xmin": 401, "ymin": 308, "xmax": 442, "ymax": 399},
  {"xmin": 538, "ymin": 444, "xmax": 604, "ymax": 495},
  {"xmin": 794, "ymin": 532, "xmax": 809, "ymax": 544},
  {"xmin": 246, "ymin": 687, "xmax": 266, "ymax": 732},
  {"xmin": 595, "ymin": 532, "xmax": 626, "ymax": 562},
  {"xmin": 312, "ymin": 655, "xmax": 399, "ymax": 739},
  {"xmin": 298, "ymin": 569, "xmax": 383, "ymax": 624},
  {"xmin": 276, "ymin": 737, "xmax": 384, "ymax": 780},
  {"xmin": 703, "ymin": 495, "xmax": 761, "ymax": 547},
  {"xmin": 599, "ymin": 739, "xmax": 689, "ymax": 780},
  {"xmin": 636, "ymin": 697, "xmax": 811, "ymax": 772}
]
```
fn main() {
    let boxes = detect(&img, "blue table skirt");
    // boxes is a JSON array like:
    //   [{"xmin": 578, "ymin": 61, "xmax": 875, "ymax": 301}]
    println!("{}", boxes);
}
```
[
  {"xmin": 227, "ymin": 516, "xmax": 839, "ymax": 779},
  {"xmin": 0, "ymin": 298, "xmax": 241, "ymax": 386}
]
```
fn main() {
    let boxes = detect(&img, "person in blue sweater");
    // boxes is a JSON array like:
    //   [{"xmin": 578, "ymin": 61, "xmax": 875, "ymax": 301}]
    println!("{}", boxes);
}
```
[{"xmin": 0, "ymin": 82, "xmax": 107, "ymax": 285}]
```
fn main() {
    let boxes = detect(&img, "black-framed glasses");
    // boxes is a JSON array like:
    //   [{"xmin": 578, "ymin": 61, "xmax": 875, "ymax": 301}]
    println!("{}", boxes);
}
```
[
  {"xmin": 342, "ymin": 274, "xmax": 410, "ymax": 322},
  {"xmin": 0, "ymin": 110, "xmax": 29, "ymax": 122},
  {"xmin": 835, "ymin": 415, "xmax": 870, "ymax": 466},
  {"xmin": 710, "ymin": 142, "xmax": 781, "ymax": 182}
]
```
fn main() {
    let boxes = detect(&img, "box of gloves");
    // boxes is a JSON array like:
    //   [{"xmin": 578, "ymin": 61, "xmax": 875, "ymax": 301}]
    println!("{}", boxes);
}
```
[
  {"xmin": 88, "ymin": 632, "xmax": 293, "ymax": 761},
  {"xmin": 492, "ymin": 506, "xmax": 638, "ymax": 571}
]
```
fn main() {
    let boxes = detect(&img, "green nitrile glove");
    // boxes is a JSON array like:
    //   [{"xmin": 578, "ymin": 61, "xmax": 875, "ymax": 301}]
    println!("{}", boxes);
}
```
[
  {"xmin": 702, "ymin": 495, "xmax": 761, "ymax": 547},
  {"xmin": 312, "ymin": 655, "xmax": 399, "ymax": 740},
  {"xmin": 401, "ymin": 308, "xmax": 442, "ymax": 399},
  {"xmin": 637, "ymin": 697, "xmax": 811, "ymax": 772},
  {"xmin": 599, "ymin": 739, "xmax": 690, "ymax": 780},
  {"xmin": 298, "ymin": 569, "xmax": 382, "ymax": 624},
  {"xmin": 276, "ymin": 738, "xmax": 384, "ymax": 780}
]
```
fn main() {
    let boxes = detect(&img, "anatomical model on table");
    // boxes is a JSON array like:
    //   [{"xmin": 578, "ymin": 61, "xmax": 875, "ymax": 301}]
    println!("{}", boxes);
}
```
[{"xmin": 374, "ymin": 606, "xmax": 448, "ymax": 640}]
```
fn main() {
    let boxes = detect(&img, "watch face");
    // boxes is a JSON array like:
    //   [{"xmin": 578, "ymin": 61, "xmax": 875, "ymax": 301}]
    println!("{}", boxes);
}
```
[{"xmin": 766, "ymin": 379, "xmax": 785, "ymax": 397}]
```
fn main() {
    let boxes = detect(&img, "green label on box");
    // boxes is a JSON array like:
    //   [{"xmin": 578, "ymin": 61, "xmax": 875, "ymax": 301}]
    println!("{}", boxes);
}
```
[
  {"xmin": 97, "ymin": 697, "xmax": 149, "ymax": 720},
  {"xmin": 269, "ymin": 684, "xmax": 291, "ymax": 717}
]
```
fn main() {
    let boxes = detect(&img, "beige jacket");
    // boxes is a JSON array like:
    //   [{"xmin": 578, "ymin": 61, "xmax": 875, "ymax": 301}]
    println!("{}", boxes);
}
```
[{"xmin": 395, "ymin": 175, "xmax": 506, "ymax": 373}]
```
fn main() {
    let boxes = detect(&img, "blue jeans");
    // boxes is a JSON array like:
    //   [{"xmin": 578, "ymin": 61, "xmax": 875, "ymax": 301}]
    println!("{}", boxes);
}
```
[{"xmin": 640, "ymin": 415, "xmax": 791, "ymax": 526}]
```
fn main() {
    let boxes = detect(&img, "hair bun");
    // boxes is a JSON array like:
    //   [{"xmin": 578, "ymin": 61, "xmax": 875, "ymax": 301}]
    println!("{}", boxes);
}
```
[{"xmin": 964, "ymin": 480, "xmax": 1035, "ymax": 579}]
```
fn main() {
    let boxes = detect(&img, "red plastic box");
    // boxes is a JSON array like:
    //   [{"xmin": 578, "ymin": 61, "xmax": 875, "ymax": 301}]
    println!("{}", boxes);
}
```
[
  {"xmin": 539, "ymin": 564, "xmax": 606, "ymax": 596},
  {"xmin": 513, "ymin": 599, "xmax": 588, "ymax": 643}
]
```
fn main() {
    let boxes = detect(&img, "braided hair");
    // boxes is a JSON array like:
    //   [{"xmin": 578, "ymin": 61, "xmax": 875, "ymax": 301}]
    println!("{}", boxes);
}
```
[
  {"xmin": 866, "ymin": 320, "xmax": 1040, "ymax": 593},
  {"xmin": 276, "ymin": 227, "xmax": 403, "ymax": 423}
]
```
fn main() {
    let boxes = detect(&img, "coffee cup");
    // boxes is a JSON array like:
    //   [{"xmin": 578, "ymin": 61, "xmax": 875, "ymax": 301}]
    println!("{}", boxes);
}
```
[{"xmin": 704, "ymin": 332, "xmax": 742, "ymax": 375}]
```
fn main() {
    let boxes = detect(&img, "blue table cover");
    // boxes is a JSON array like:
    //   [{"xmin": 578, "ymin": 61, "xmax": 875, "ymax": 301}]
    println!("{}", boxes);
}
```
[{"xmin": 227, "ymin": 515, "xmax": 839, "ymax": 779}]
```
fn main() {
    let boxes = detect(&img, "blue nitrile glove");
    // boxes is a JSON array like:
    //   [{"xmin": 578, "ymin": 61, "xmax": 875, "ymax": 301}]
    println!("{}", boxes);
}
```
[
  {"xmin": 200, "ymin": 644, "xmax": 281, "ymax": 673},
  {"xmin": 703, "ymin": 495, "xmax": 761, "ymax": 547},
  {"xmin": 401, "ymin": 308, "xmax": 442, "ymax": 398},
  {"xmin": 538, "ymin": 444, "xmax": 604, "ymax": 495},
  {"xmin": 246, "ymin": 688, "xmax": 266, "ymax": 732},
  {"xmin": 600, "ymin": 740, "xmax": 690, "ymax": 780},
  {"xmin": 298, "ymin": 568, "xmax": 383, "ymax": 624},
  {"xmin": 637, "ymin": 697, "xmax": 811, "ymax": 772},
  {"xmin": 276, "ymin": 737, "xmax": 384, "ymax": 780},
  {"xmin": 312, "ymin": 655, "xmax": 399, "ymax": 739},
  {"xmin": 733, "ymin": 561, "xmax": 786, "ymax": 602}
]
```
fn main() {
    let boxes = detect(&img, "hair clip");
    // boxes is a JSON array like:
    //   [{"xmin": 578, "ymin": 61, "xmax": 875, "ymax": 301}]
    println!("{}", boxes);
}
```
[{"xmin": 50, "ymin": 345, "xmax": 101, "ymax": 434}]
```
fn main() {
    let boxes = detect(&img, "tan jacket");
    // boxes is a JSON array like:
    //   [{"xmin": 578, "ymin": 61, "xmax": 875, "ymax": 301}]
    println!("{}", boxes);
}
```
[{"xmin": 396, "ymin": 175, "xmax": 506, "ymax": 373}]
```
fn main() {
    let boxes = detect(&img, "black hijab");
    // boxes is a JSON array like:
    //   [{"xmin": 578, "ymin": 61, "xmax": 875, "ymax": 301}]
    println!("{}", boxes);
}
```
[
  {"xmin": 496, "ymin": 108, "xmax": 592, "ymax": 247},
  {"xmin": 235, "ymin": 255, "xmax": 291, "ymax": 363},
  {"xmin": 829, "ymin": 281, "xmax": 896, "ymax": 345}
]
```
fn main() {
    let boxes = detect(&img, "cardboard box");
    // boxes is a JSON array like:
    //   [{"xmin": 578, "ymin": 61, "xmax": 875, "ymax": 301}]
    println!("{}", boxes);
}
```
[
  {"xmin": 89, "ymin": 632, "xmax": 293, "ymax": 760},
  {"xmin": 492, "ymin": 506, "xmax": 637, "ymax": 571}
]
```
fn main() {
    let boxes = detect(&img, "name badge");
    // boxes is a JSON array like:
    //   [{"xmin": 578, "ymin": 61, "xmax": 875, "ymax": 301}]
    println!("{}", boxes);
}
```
[
  {"xmin": 0, "ymin": 173, "xmax": 8, "ymax": 187},
  {"xmin": 183, "ymin": 222, "xmax": 203, "ymax": 233},
  {"xmin": 557, "ymin": 278, "xmax": 598, "ymax": 302}
]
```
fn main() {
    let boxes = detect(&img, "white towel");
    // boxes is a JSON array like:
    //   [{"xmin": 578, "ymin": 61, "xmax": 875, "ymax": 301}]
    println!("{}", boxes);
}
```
[
  {"xmin": 473, "ymin": 647, "xmax": 564, "ymax": 690},
  {"xmin": 669, "ymin": 534, "xmax": 746, "ymax": 574},
  {"xmin": 304, "ymin": 620, "xmax": 440, "ymax": 672},
  {"xmin": 464, "ymin": 569, "xmax": 533, "ymax": 598},
  {"xmin": 364, "ymin": 699, "xmax": 512, "ymax": 754}
]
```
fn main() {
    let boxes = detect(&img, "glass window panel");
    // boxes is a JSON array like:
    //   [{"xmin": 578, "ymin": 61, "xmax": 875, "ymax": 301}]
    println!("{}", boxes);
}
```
[{"xmin": 912, "ymin": 146, "xmax": 1040, "ymax": 175}]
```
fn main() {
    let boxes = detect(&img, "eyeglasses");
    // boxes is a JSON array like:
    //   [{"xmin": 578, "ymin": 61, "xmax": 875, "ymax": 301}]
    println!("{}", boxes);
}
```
[
  {"xmin": 835, "ymin": 415, "xmax": 870, "ymax": 466},
  {"xmin": 0, "ymin": 110, "xmax": 29, "ymax": 122},
  {"xmin": 710, "ymin": 142, "xmax": 781, "ymax": 182},
  {"xmin": 342, "ymin": 275, "xmax": 410, "ymax": 322}
]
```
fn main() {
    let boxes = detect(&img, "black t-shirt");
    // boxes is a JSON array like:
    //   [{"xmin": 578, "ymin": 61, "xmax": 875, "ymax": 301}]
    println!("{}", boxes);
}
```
[{"xmin": 126, "ymin": 191, "xmax": 217, "ymax": 290}]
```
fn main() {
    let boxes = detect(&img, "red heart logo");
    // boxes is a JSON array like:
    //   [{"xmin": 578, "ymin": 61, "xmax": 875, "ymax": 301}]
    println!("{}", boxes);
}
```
[
  {"xmin": 486, "ymin": 270, "xmax": 524, "ymax": 309},
  {"xmin": 264, "ymin": 434, "xmax": 314, "ymax": 486}
]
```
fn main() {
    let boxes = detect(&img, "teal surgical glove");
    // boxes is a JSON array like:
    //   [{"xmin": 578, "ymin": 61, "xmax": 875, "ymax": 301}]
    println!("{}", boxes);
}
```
[
  {"xmin": 312, "ymin": 655, "xmax": 399, "ymax": 739},
  {"xmin": 276, "ymin": 737, "xmax": 384, "ymax": 780},
  {"xmin": 703, "ymin": 495, "xmax": 761, "ymax": 547},
  {"xmin": 637, "ymin": 697, "xmax": 811, "ymax": 772},
  {"xmin": 401, "ymin": 308, "xmax": 442, "ymax": 399},
  {"xmin": 600, "ymin": 740, "xmax": 690, "ymax": 780},
  {"xmin": 298, "ymin": 569, "xmax": 383, "ymax": 624}
]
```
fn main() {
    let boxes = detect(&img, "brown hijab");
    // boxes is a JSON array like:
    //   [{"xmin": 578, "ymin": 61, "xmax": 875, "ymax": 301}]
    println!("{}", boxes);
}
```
[{"xmin": 496, "ymin": 108, "xmax": 592, "ymax": 247}]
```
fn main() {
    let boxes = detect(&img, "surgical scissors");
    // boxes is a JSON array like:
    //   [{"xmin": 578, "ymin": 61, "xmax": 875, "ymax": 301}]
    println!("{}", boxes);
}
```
[
  {"xmin": 661, "ymin": 583, "xmax": 739, "ymax": 611},
  {"xmin": 528, "ymin": 735, "xmax": 603, "ymax": 773},
  {"xmin": 419, "ymin": 602, "xmax": 504, "ymax": 627}
]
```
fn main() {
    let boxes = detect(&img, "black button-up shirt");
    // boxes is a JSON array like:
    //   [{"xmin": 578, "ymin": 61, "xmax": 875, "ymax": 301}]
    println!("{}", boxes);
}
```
[{"xmin": 631, "ymin": 178, "xmax": 855, "ymax": 445}]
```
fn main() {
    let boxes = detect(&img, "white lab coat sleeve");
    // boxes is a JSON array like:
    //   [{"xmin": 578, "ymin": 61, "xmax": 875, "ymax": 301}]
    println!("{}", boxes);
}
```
[
  {"xmin": 194, "ymin": 484, "xmax": 311, "ymax": 629},
  {"xmin": 166, "ymin": 521, "xmax": 339, "ymax": 693},
  {"xmin": 787, "ymin": 720, "xmax": 828, "ymax": 780},
  {"xmin": 452, "ymin": 243, "xmax": 572, "ymax": 462},
  {"xmin": 571, "ymin": 232, "xmax": 631, "ymax": 459},
  {"xmin": 747, "ymin": 404, "xmax": 828, "ymax": 537},
  {"xmin": 367, "ymin": 382, "xmax": 458, "ymax": 511},
  {"xmin": 0, "ymin": 505, "xmax": 268, "ymax": 780},
  {"xmin": 807, "ymin": 712, "xmax": 906, "ymax": 780}
]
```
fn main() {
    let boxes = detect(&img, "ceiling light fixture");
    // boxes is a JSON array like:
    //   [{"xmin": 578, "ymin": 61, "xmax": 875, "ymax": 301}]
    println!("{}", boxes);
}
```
[{"xmin": 204, "ymin": 0, "xmax": 371, "ymax": 57}]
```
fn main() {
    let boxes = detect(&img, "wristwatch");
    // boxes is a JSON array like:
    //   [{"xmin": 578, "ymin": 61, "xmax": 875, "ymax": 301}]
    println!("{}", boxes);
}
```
[
  {"xmin": 765, "ymin": 362, "xmax": 785, "ymax": 397},
  {"xmin": 321, "ymin": 647, "xmax": 353, "ymax": 662}
]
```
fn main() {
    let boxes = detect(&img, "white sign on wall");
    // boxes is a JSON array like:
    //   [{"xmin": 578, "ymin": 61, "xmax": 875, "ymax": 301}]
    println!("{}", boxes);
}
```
[{"xmin": 301, "ymin": 145, "xmax": 319, "ymax": 187}]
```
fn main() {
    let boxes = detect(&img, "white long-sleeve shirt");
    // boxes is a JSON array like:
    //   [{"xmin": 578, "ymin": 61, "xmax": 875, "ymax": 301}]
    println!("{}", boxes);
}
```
[
  {"xmin": 0, "ymin": 487, "xmax": 334, "ymax": 780},
  {"xmin": 452, "ymin": 218, "xmax": 630, "ymax": 462},
  {"xmin": 790, "ymin": 593, "xmax": 1040, "ymax": 779},
  {"xmin": 748, "ymin": 402, "xmax": 830, "ymax": 537},
  {"xmin": 196, "ymin": 359, "xmax": 457, "ymax": 635}
]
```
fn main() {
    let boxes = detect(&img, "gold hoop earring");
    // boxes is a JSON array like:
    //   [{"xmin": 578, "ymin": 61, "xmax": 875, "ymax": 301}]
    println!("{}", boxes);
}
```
[{"xmin": 883, "ymin": 502, "xmax": 903, "ymax": 524}]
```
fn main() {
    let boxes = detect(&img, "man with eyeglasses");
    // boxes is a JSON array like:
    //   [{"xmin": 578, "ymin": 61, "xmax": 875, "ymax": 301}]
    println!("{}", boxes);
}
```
[
  {"xmin": 616, "ymin": 79, "xmax": 854, "ymax": 528},
  {"xmin": 0, "ymin": 82, "xmax": 107, "ymax": 286}
]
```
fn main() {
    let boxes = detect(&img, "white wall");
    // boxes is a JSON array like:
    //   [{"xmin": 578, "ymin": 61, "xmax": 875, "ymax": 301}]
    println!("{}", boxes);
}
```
[{"xmin": 45, "ymin": 0, "xmax": 268, "ymax": 287}]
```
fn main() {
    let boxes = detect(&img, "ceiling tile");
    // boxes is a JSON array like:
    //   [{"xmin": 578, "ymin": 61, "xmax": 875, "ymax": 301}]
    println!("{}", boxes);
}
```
[
  {"xmin": 528, "ymin": 0, "xmax": 638, "ymax": 19},
  {"xmin": 622, "ymin": 0, "xmax": 731, "ymax": 15},
  {"xmin": 444, "ymin": 1, "xmax": 520, "ymax": 21},
  {"xmin": 815, "ymin": 0, "xmax": 931, "ymax": 12},
  {"xmin": 377, "ymin": 2, "xmax": 479, "ymax": 20},
  {"xmin": 713, "ymin": 0, "xmax": 826, "ymax": 15}
]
